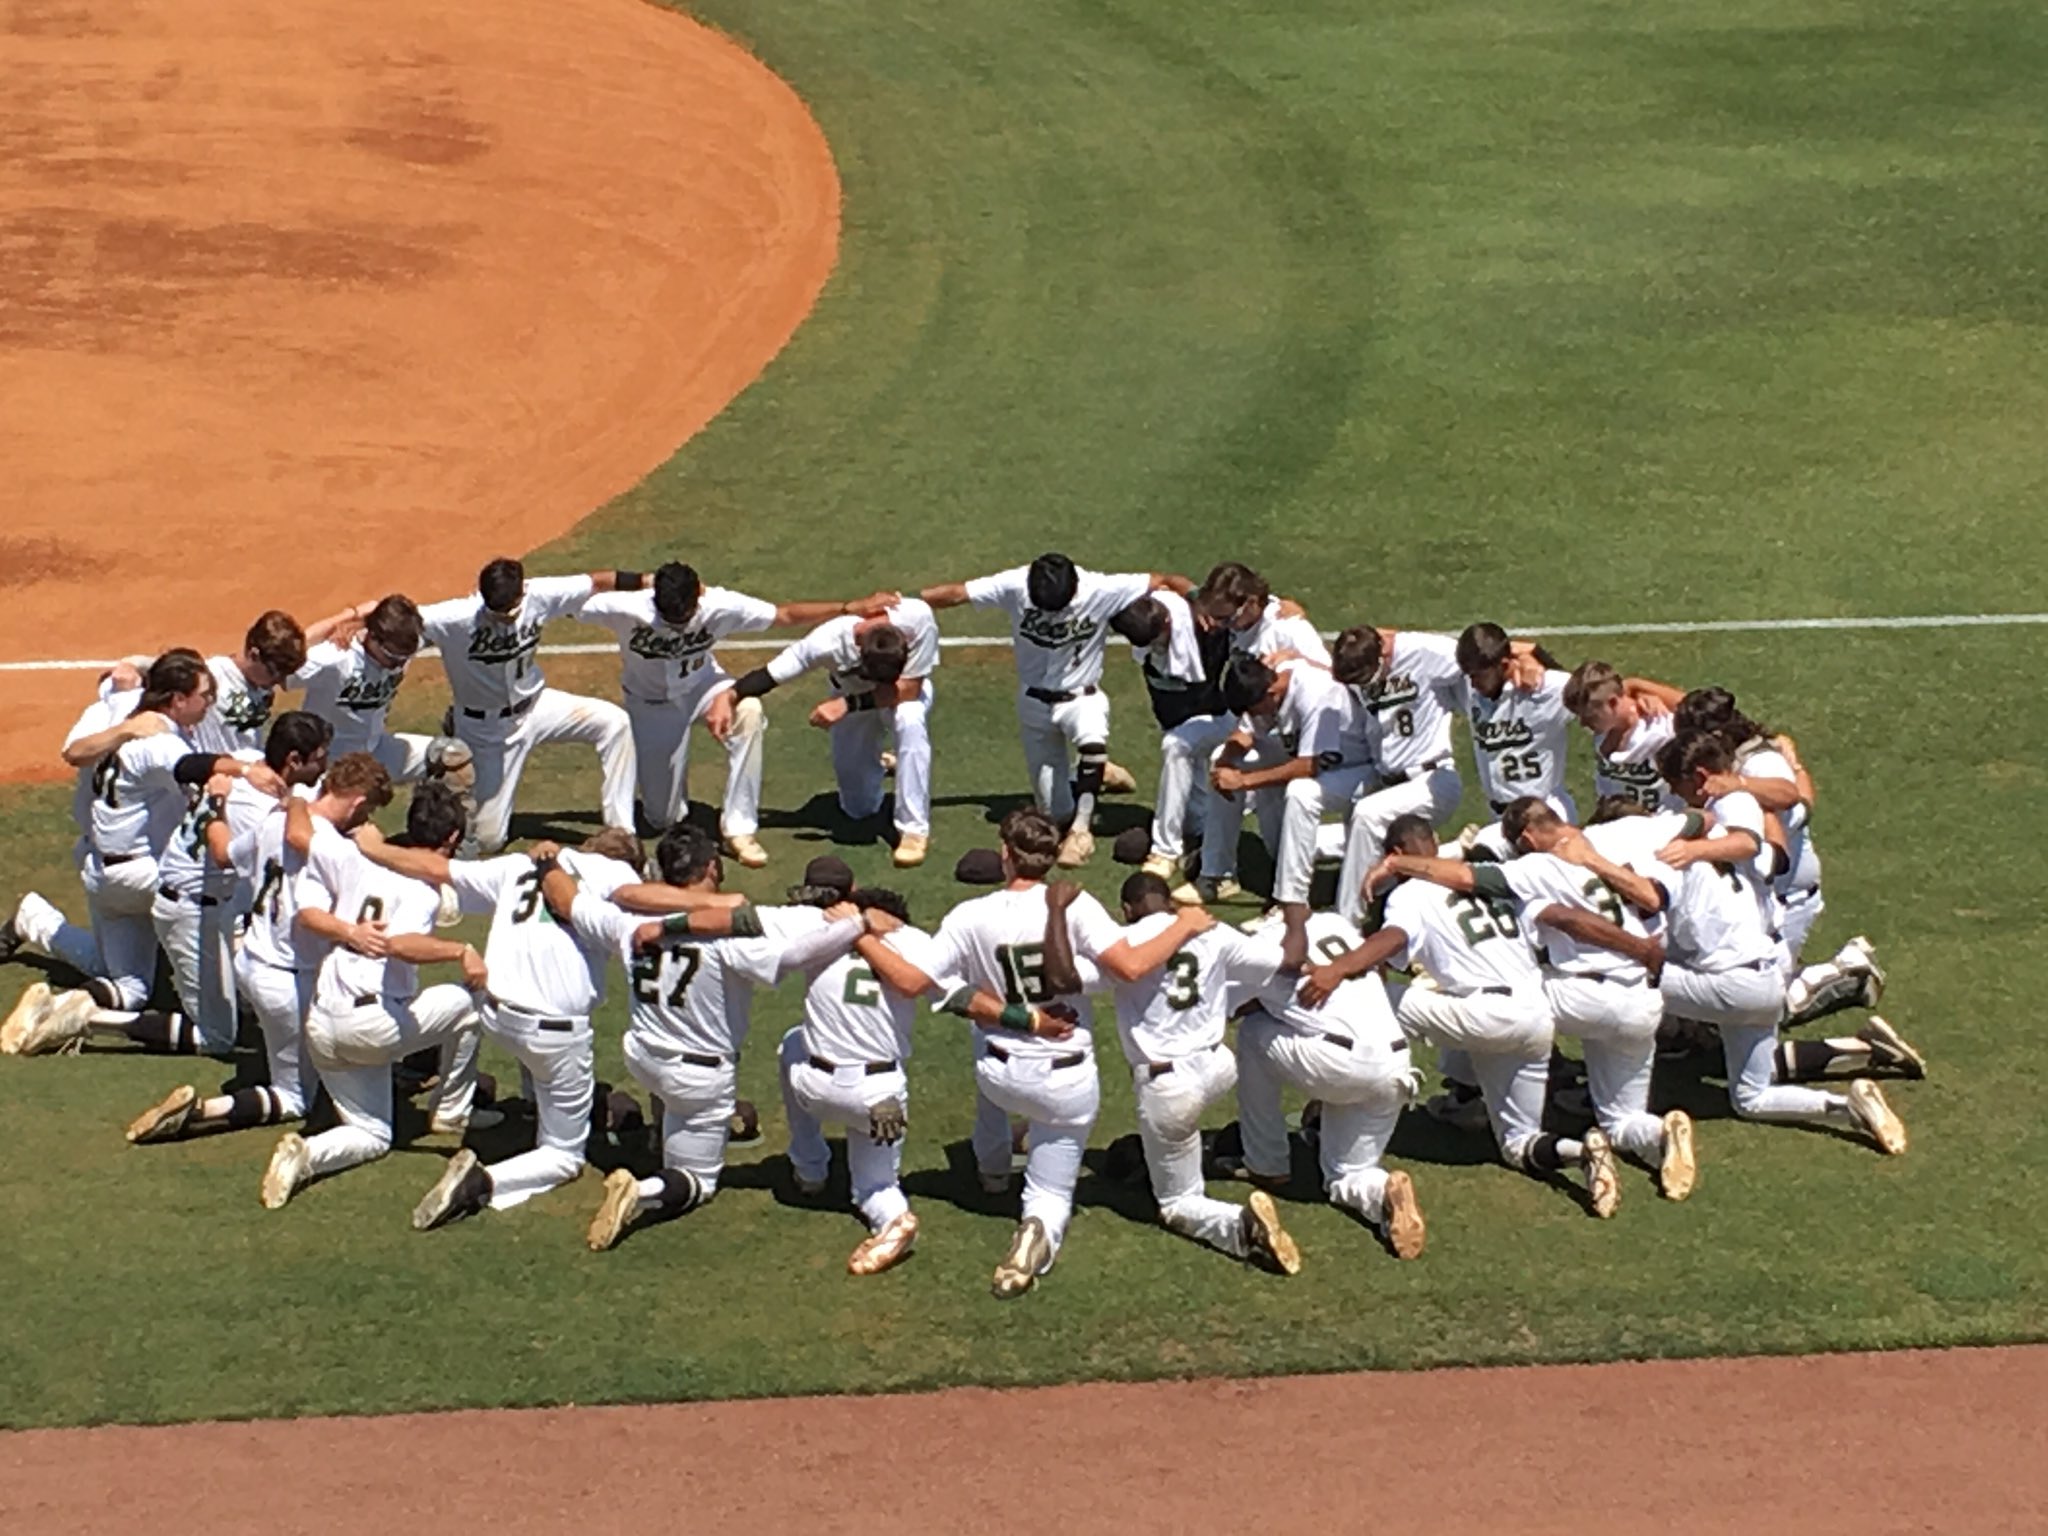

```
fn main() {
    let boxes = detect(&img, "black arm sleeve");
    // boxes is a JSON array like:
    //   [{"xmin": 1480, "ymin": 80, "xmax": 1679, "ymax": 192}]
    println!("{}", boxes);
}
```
[
  {"xmin": 1469, "ymin": 864, "xmax": 1515, "ymax": 900},
  {"xmin": 732, "ymin": 668, "xmax": 778, "ymax": 700},
  {"xmin": 173, "ymin": 753, "xmax": 221, "ymax": 787}
]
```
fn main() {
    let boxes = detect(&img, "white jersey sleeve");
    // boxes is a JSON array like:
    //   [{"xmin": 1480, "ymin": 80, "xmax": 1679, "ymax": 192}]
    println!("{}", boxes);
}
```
[
  {"xmin": 765, "ymin": 617, "xmax": 855, "ymax": 687},
  {"xmin": 963, "ymin": 567, "xmax": 1030, "ymax": 616},
  {"xmin": 446, "ymin": 855, "xmax": 524, "ymax": 918},
  {"xmin": 524, "ymin": 575, "xmax": 597, "ymax": 624}
]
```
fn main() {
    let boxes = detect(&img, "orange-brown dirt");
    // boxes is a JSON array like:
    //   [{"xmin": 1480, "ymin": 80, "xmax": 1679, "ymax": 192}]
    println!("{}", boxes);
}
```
[
  {"xmin": 0, "ymin": 0, "xmax": 839, "ymax": 782},
  {"xmin": 3, "ymin": 1347, "xmax": 2044, "ymax": 1532}
]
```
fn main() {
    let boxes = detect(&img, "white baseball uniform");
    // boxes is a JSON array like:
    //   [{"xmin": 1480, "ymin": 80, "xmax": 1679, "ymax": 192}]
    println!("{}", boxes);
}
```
[
  {"xmin": 418, "ymin": 577, "xmax": 635, "ymax": 851},
  {"xmin": 765, "ymin": 599, "xmax": 941, "ymax": 837},
  {"xmin": 1593, "ymin": 712, "xmax": 1680, "ymax": 812},
  {"xmin": 1138, "ymin": 592, "xmax": 1233, "ymax": 865},
  {"xmin": 1210, "ymin": 659, "xmax": 1370, "ymax": 895},
  {"xmin": 964, "ymin": 565, "xmax": 1153, "ymax": 818},
  {"xmin": 1464, "ymin": 669, "xmax": 1576, "ymax": 817},
  {"xmin": 1234, "ymin": 911, "xmax": 1416, "ymax": 1225},
  {"xmin": 192, "ymin": 655, "xmax": 274, "ymax": 757},
  {"xmin": 151, "ymin": 759, "xmax": 275, "ymax": 1054},
  {"xmin": 928, "ymin": 883, "xmax": 1121, "ymax": 1263},
  {"xmin": 1339, "ymin": 632, "xmax": 1466, "ymax": 924},
  {"xmin": 294, "ymin": 637, "xmax": 435, "ymax": 781},
  {"xmin": 1735, "ymin": 740, "xmax": 1824, "ymax": 959},
  {"xmin": 1231, "ymin": 598, "xmax": 1331, "ymax": 666},
  {"xmin": 228, "ymin": 798, "xmax": 333, "ymax": 1119},
  {"xmin": 69, "ymin": 728, "xmax": 205, "ymax": 1009},
  {"xmin": 579, "ymin": 587, "xmax": 777, "ymax": 835}
]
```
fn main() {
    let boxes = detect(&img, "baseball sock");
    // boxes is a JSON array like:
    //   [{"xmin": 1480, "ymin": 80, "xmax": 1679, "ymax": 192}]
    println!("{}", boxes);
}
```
[
  {"xmin": 221, "ymin": 1087, "xmax": 284, "ymax": 1129},
  {"xmin": 1775, "ymin": 1039, "xmax": 1870, "ymax": 1080},
  {"xmin": 1519, "ymin": 1135, "xmax": 1587, "ymax": 1175},
  {"xmin": 116, "ymin": 1012, "xmax": 197, "ymax": 1053},
  {"xmin": 1073, "ymin": 743, "xmax": 1108, "ymax": 831},
  {"xmin": 637, "ymin": 1168, "xmax": 704, "ymax": 1215}
]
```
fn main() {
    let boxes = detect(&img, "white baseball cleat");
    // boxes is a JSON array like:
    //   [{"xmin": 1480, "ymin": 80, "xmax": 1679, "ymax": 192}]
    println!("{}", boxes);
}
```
[
  {"xmin": 848, "ymin": 1210, "xmax": 920, "ymax": 1276},
  {"xmin": 413, "ymin": 1148, "xmax": 489, "ymax": 1231},
  {"xmin": 1100, "ymin": 761, "xmax": 1138, "ymax": 794},
  {"xmin": 1140, "ymin": 853, "xmax": 1180, "ymax": 882},
  {"xmin": 428, "ymin": 1106, "xmax": 504, "ymax": 1137},
  {"xmin": 1242, "ymin": 1190, "xmax": 1303, "ymax": 1276},
  {"xmin": 1055, "ymin": 827, "xmax": 1095, "ymax": 868},
  {"xmin": 1, "ymin": 980, "xmax": 53, "ymax": 1054},
  {"xmin": 990, "ymin": 1216, "xmax": 1052, "ymax": 1300},
  {"xmin": 1847, "ymin": 1079, "xmax": 1908, "ymax": 1155},
  {"xmin": 1382, "ymin": 1170, "xmax": 1427, "ymax": 1259},
  {"xmin": 1659, "ymin": 1109, "xmax": 1697, "ymax": 1202},
  {"xmin": 15, "ymin": 988, "xmax": 96, "ymax": 1056},
  {"xmin": 260, "ymin": 1132, "xmax": 312, "ymax": 1210},
  {"xmin": 1583, "ymin": 1127, "xmax": 1621, "ymax": 1219},
  {"xmin": 891, "ymin": 834, "xmax": 929, "ymax": 869},
  {"xmin": 587, "ymin": 1168, "xmax": 641, "ymax": 1252},
  {"xmin": 127, "ymin": 1084, "xmax": 199, "ymax": 1145},
  {"xmin": 1239, "ymin": 905, "xmax": 1286, "ymax": 935},
  {"xmin": 1858, "ymin": 1016, "xmax": 1926, "ymax": 1079},
  {"xmin": 723, "ymin": 835, "xmax": 770, "ymax": 870}
]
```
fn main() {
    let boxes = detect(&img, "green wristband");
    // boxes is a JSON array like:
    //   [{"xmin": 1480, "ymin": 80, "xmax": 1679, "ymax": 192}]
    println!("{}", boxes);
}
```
[
  {"xmin": 996, "ymin": 1003, "xmax": 1033, "ymax": 1033},
  {"xmin": 728, "ymin": 900, "xmax": 764, "ymax": 938},
  {"xmin": 660, "ymin": 911, "xmax": 694, "ymax": 937}
]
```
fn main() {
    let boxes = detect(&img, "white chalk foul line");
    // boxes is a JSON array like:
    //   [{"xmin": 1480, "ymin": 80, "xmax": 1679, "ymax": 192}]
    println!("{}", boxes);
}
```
[{"xmin": 4, "ymin": 611, "xmax": 2046, "ymax": 673}]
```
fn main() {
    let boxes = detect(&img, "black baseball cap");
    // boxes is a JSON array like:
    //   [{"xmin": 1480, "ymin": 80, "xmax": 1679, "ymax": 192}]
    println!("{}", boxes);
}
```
[
  {"xmin": 796, "ymin": 855, "xmax": 856, "ymax": 896},
  {"xmin": 953, "ymin": 847, "xmax": 1005, "ymax": 886}
]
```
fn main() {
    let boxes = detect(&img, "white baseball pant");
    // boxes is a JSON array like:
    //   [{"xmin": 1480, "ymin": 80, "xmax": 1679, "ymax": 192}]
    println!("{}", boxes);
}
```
[
  {"xmin": 459, "ymin": 688, "xmax": 636, "ymax": 852},
  {"xmin": 828, "ymin": 681, "xmax": 933, "ymax": 837},
  {"xmin": 1393, "ymin": 984, "xmax": 1554, "ymax": 1169},
  {"xmin": 233, "ymin": 953, "xmax": 316, "ymax": 1119},
  {"xmin": 479, "ymin": 1000, "xmax": 594, "ymax": 1209},
  {"xmin": 11, "ymin": 888, "xmax": 122, "ymax": 1001},
  {"xmin": 1778, "ymin": 884, "xmax": 1824, "ymax": 964},
  {"xmin": 150, "ymin": 889, "xmax": 238, "ymax": 1056},
  {"xmin": 364, "ymin": 730, "xmax": 440, "ymax": 783},
  {"xmin": 777, "ymin": 1027, "xmax": 911, "ymax": 1231},
  {"xmin": 1150, "ymin": 714, "xmax": 1237, "ymax": 862},
  {"xmin": 1660, "ymin": 961, "xmax": 1848, "ymax": 1124},
  {"xmin": 1236, "ymin": 1010, "xmax": 1415, "ymax": 1223},
  {"xmin": 624, "ymin": 681, "xmax": 765, "ymax": 836},
  {"xmin": 1274, "ymin": 763, "xmax": 1375, "ymax": 905},
  {"xmin": 1015, "ymin": 689, "xmax": 1110, "ymax": 822},
  {"xmin": 81, "ymin": 855, "xmax": 161, "ymax": 1009},
  {"xmin": 1543, "ymin": 973, "xmax": 1664, "ymax": 1162},
  {"xmin": 1132, "ymin": 1043, "xmax": 1248, "ymax": 1257},
  {"xmin": 971, "ymin": 1045, "xmax": 1101, "ymax": 1261},
  {"xmin": 300, "ymin": 984, "xmax": 480, "ymax": 1178},
  {"xmin": 1338, "ymin": 764, "xmax": 1463, "ymax": 923},
  {"xmin": 1198, "ymin": 740, "xmax": 1289, "ymax": 881},
  {"xmin": 623, "ymin": 1034, "xmax": 736, "ymax": 1197}
]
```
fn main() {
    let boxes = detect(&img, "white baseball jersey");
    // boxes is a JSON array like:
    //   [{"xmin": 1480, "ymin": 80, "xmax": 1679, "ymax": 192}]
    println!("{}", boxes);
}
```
[
  {"xmin": 1249, "ymin": 659, "xmax": 1367, "ymax": 768},
  {"xmin": 1105, "ymin": 913, "xmax": 1274, "ymax": 1064},
  {"xmin": 1238, "ymin": 910, "xmax": 1406, "ymax": 1050},
  {"xmin": 234, "ymin": 801, "xmax": 335, "ymax": 973},
  {"xmin": 1233, "ymin": 598, "xmax": 1331, "ymax": 666},
  {"xmin": 765, "ymin": 599, "xmax": 942, "ymax": 698},
  {"xmin": 1381, "ymin": 874, "xmax": 1540, "ymax": 996},
  {"xmin": 1357, "ymin": 631, "xmax": 1462, "ymax": 777},
  {"xmin": 418, "ymin": 576, "xmax": 595, "ymax": 711},
  {"xmin": 447, "ymin": 849, "xmax": 636, "ymax": 1018},
  {"xmin": 1488, "ymin": 851, "xmax": 1663, "ymax": 984},
  {"xmin": 64, "ymin": 687, "xmax": 139, "ymax": 839},
  {"xmin": 965, "ymin": 565, "xmax": 1153, "ymax": 694},
  {"xmin": 1662, "ymin": 792, "xmax": 1780, "ymax": 969},
  {"xmin": 295, "ymin": 638, "xmax": 409, "ymax": 755},
  {"xmin": 1465, "ymin": 670, "xmax": 1573, "ymax": 808},
  {"xmin": 89, "ymin": 727, "xmax": 201, "ymax": 860},
  {"xmin": 801, "ymin": 924, "xmax": 953, "ymax": 1066},
  {"xmin": 1734, "ymin": 742, "xmax": 1821, "ymax": 896},
  {"xmin": 156, "ymin": 757, "xmax": 273, "ymax": 901},
  {"xmin": 1594, "ymin": 712, "xmax": 1680, "ymax": 812},
  {"xmin": 929, "ymin": 884, "xmax": 1121, "ymax": 1058},
  {"xmin": 313, "ymin": 858, "xmax": 444, "ymax": 1012},
  {"xmin": 191, "ymin": 655, "xmax": 273, "ymax": 756},
  {"xmin": 580, "ymin": 587, "xmax": 779, "ymax": 704},
  {"xmin": 1129, "ymin": 589, "xmax": 1206, "ymax": 686}
]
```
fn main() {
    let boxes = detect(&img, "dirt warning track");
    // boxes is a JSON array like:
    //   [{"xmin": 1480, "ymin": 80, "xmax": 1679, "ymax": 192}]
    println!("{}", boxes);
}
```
[{"xmin": 0, "ymin": 0, "xmax": 839, "ymax": 780}]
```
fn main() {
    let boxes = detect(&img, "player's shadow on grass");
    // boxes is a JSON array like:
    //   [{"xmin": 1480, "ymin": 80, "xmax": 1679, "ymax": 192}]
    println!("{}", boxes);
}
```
[
  {"xmin": 757, "ymin": 792, "xmax": 896, "ymax": 849},
  {"xmin": 507, "ymin": 806, "xmax": 609, "ymax": 846}
]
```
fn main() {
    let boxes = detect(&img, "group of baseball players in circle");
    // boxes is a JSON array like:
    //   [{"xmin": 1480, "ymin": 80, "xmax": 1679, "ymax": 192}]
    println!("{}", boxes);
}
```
[{"xmin": 0, "ymin": 552, "xmax": 1921, "ymax": 1295}]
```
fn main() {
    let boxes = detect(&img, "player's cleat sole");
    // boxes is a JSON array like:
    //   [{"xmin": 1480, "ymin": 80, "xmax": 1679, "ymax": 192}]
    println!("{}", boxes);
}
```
[
  {"xmin": 1659, "ymin": 1109, "xmax": 1697, "ymax": 1202},
  {"xmin": 1055, "ymin": 828, "xmax": 1095, "ymax": 868},
  {"xmin": 16, "ymin": 989, "xmax": 96, "ymax": 1056},
  {"xmin": 990, "ymin": 1216, "xmax": 1051, "ymax": 1300},
  {"xmin": 1100, "ymin": 761, "xmax": 1138, "ymax": 794},
  {"xmin": 587, "ymin": 1168, "xmax": 642, "ymax": 1252},
  {"xmin": 891, "ymin": 834, "xmax": 929, "ymax": 869},
  {"xmin": 1140, "ymin": 854, "xmax": 1180, "ymax": 882},
  {"xmin": 1859, "ymin": 1016, "xmax": 1925, "ymax": 1079},
  {"xmin": 127, "ymin": 1084, "xmax": 198, "ymax": 1145},
  {"xmin": 723, "ymin": 835, "xmax": 770, "ymax": 870},
  {"xmin": 260, "ymin": 1132, "xmax": 311, "ymax": 1210},
  {"xmin": 1583, "ymin": 1127, "xmax": 1621, "ymax": 1219},
  {"xmin": 412, "ymin": 1148, "xmax": 488, "ymax": 1231},
  {"xmin": 1382, "ymin": 1170, "xmax": 1427, "ymax": 1259},
  {"xmin": 1167, "ymin": 882, "xmax": 1205, "ymax": 907},
  {"xmin": 424, "ymin": 737, "xmax": 476, "ymax": 794},
  {"xmin": 1847, "ymin": 1079, "xmax": 1908, "ymax": 1155},
  {"xmin": 849, "ymin": 1210, "xmax": 920, "ymax": 1276},
  {"xmin": 1, "ymin": 980, "xmax": 53, "ymax": 1055},
  {"xmin": 1243, "ymin": 1190, "xmax": 1302, "ymax": 1276}
]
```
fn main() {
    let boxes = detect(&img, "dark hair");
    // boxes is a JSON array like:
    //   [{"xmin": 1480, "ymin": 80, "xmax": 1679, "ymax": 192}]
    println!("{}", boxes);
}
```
[
  {"xmin": 401, "ymin": 780, "xmax": 468, "ymax": 850},
  {"xmin": 1587, "ymin": 795, "xmax": 1650, "ymax": 825},
  {"xmin": 854, "ymin": 624, "xmax": 909, "ymax": 685},
  {"xmin": 134, "ymin": 648, "xmax": 211, "ymax": 716},
  {"xmin": 1120, "ymin": 870, "xmax": 1173, "ymax": 914},
  {"xmin": 1329, "ymin": 626, "xmax": 1386, "ymax": 686},
  {"xmin": 1659, "ymin": 730, "xmax": 1735, "ymax": 789},
  {"xmin": 478, "ymin": 557, "xmax": 525, "ymax": 614},
  {"xmin": 1563, "ymin": 660, "xmax": 1624, "ymax": 719},
  {"xmin": 264, "ymin": 710, "xmax": 332, "ymax": 772},
  {"xmin": 1455, "ymin": 622, "xmax": 1512, "ymax": 676},
  {"xmin": 1110, "ymin": 598, "xmax": 1167, "ymax": 649},
  {"xmin": 1026, "ymin": 552, "xmax": 1079, "ymax": 611},
  {"xmin": 1382, "ymin": 812, "xmax": 1437, "ymax": 857},
  {"xmin": 365, "ymin": 595, "xmax": 423, "ymax": 658},
  {"xmin": 580, "ymin": 827, "xmax": 646, "ymax": 877},
  {"xmin": 1196, "ymin": 561, "xmax": 1268, "ymax": 621},
  {"xmin": 655, "ymin": 823, "xmax": 721, "ymax": 886},
  {"xmin": 244, "ymin": 611, "xmax": 307, "ymax": 680},
  {"xmin": 1220, "ymin": 654, "xmax": 1277, "ymax": 715},
  {"xmin": 324, "ymin": 751, "xmax": 394, "ymax": 807},
  {"xmin": 1499, "ymin": 794, "xmax": 1561, "ymax": 846},
  {"xmin": 654, "ymin": 562, "xmax": 703, "ymax": 626},
  {"xmin": 999, "ymin": 806, "xmax": 1062, "ymax": 881},
  {"xmin": 1674, "ymin": 686, "xmax": 1765, "ymax": 748},
  {"xmin": 854, "ymin": 887, "xmax": 912, "ymax": 923}
]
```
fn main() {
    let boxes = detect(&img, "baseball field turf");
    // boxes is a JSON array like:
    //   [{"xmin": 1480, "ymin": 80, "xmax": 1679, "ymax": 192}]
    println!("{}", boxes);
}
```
[{"xmin": 3, "ymin": 0, "xmax": 2046, "ymax": 1429}]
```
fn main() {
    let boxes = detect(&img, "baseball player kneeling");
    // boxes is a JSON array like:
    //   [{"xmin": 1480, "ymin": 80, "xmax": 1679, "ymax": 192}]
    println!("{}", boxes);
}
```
[{"xmin": 294, "ymin": 594, "xmax": 473, "ymax": 791}]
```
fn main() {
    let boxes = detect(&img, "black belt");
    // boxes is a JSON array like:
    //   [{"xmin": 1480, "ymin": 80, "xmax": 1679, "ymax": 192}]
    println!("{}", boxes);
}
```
[
  {"xmin": 351, "ymin": 992, "xmax": 387, "ymax": 1007},
  {"xmin": 1025, "ymin": 684, "xmax": 1098, "ymax": 706},
  {"xmin": 461, "ymin": 694, "xmax": 538, "ymax": 721},
  {"xmin": 678, "ymin": 1051, "xmax": 728, "ymax": 1069},
  {"xmin": 159, "ymin": 885, "xmax": 223, "ymax": 907},
  {"xmin": 986, "ymin": 1042, "xmax": 1086, "ymax": 1070},
  {"xmin": 809, "ymin": 1054, "xmax": 899, "ymax": 1075},
  {"xmin": 1143, "ymin": 1042, "xmax": 1225, "ymax": 1078},
  {"xmin": 1548, "ymin": 969, "xmax": 1640, "ymax": 986},
  {"xmin": 1382, "ymin": 757, "xmax": 1454, "ymax": 786},
  {"xmin": 100, "ymin": 851, "xmax": 144, "ymax": 867},
  {"xmin": 489, "ymin": 997, "xmax": 579, "ymax": 1032}
]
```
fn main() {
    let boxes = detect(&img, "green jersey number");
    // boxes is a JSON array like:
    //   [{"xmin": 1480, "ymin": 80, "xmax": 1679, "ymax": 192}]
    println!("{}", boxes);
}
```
[
  {"xmin": 632, "ymin": 944, "xmax": 703, "ymax": 1009},
  {"xmin": 1583, "ymin": 877, "xmax": 1625, "ymax": 927},
  {"xmin": 842, "ymin": 964, "xmax": 882, "ymax": 1008},
  {"xmin": 995, "ymin": 942, "xmax": 1050, "ymax": 1005},
  {"xmin": 1448, "ymin": 890, "xmax": 1519, "ymax": 947}
]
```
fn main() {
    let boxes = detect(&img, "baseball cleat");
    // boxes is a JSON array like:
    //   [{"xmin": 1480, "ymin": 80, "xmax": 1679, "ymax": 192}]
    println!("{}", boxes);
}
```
[
  {"xmin": 1583, "ymin": 1127, "xmax": 1621, "ymax": 1219},
  {"xmin": 793, "ymin": 1171, "xmax": 828, "ymax": 1197},
  {"xmin": 1382, "ymin": 1170, "xmax": 1427, "ymax": 1259},
  {"xmin": 891, "ymin": 834, "xmax": 929, "ymax": 869},
  {"xmin": 16, "ymin": 988, "xmax": 96, "ymax": 1056},
  {"xmin": 127, "ymin": 1084, "xmax": 199, "ymax": 1145},
  {"xmin": 1, "ymin": 980, "xmax": 53, "ymax": 1054},
  {"xmin": 977, "ymin": 1170, "xmax": 1015, "ymax": 1196},
  {"xmin": 1167, "ymin": 881, "xmax": 1205, "ymax": 907},
  {"xmin": 1859, "ymin": 1016, "xmax": 1925, "ymax": 1079},
  {"xmin": 412, "ymin": 1149, "xmax": 490, "ymax": 1231},
  {"xmin": 1100, "ymin": 761, "xmax": 1138, "ymax": 794},
  {"xmin": 587, "ymin": 1168, "xmax": 642, "ymax": 1252},
  {"xmin": 848, "ymin": 1210, "xmax": 920, "ymax": 1276},
  {"xmin": 990, "ymin": 1216, "xmax": 1052, "ymax": 1299},
  {"xmin": 424, "ymin": 737, "xmax": 476, "ymax": 794},
  {"xmin": 1847, "ymin": 1079, "xmax": 1908, "ymax": 1155},
  {"xmin": 1140, "ymin": 853, "xmax": 1180, "ymax": 882},
  {"xmin": 1239, "ymin": 905, "xmax": 1286, "ymax": 935},
  {"xmin": 723, "ymin": 834, "xmax": 770, "ymax": 870},
  {"xmin": 1659, "ymin": 1109, "xmax": 1697, "ymax": 1202},
  {"xmin": 1055, "ymin": 827, "xmax": 1095, "ymax": 868},
  {"xmin": 1243, "ymin": 1190, "xmax": 1303, "ymax": 1276},
  {"xmin": 260, "ymin": 1132, "xmax": 312, "ymax": 1210},
  {"xmin": 428, "ymin": 1106, "xmax": 504, "ymax": 1137},
  {"xmin": 1423, "ymin": 1085, "xmax": 1491, "ymax": 1134}
]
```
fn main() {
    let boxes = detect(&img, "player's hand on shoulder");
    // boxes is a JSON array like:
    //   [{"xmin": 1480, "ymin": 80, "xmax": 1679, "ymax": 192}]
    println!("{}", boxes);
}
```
[
  {"xmin": 1655, "ymin": 838, "xmax": 1700, "ymax": 870},
  {"xmin": 205, "ymin": 772, "xmax": 236, "ymax": 800},
  {"xmin": 1043, "ymin": 879, "xmax": 1081, "ymax": 912},
  {"xmin": 1296, "ymin": 965, "xmax": 1342, "ymax": 1008},
  {"xmin": 1507, "ymin": 652, "xmax": 1544, "ymax": 689},
  {"xmin": 1637, "ymin": 692, "xmax": 1671, "ymax": 719},
  {"xmin": 348, "ymin": 919, "xmax": 390, "ymax": 958},
  {"xmin": 1177, "ymin": 905, "xmax": 1217, "ymax": 935},
  {"xmin": 107, "ymin": 660, "xmax": 145, "ymax": 692},
  {"xmin": 631, "ymin": 920, "xmax": 665, "ymax": 952},
  {"xmin": 525, "ymin": 840, "xmax": 563, "ymax": 865},
  {"xmin": 244, "ymin": 763, "xmax": 286, "ymax": 798},
  {"xmin": 862, "ymin": 905, "xmax": 904, "ymax": 935},
  {"xmin": 351, "ymin": 822, "xmax": 386, "ymax": 849},
  {"xmin": 1362, "ymin": 854, "xmax": 1401, "ymax": 898},
  {"xmin": 808, "ymin": 697, "xmax": 849, "ymax": 730},
  {"xmin": 823, "ymin": 901, "xmax": 861, "ymax": 923},
  {"xmin": 843, "ymin": 590, "xmax": 900, "ymax": 619},
  {"xmin": 127, "ymin": 711, "xmax": 172, "ymax": 738},
  {"xmin": 1550, "ymin": 827, "xmax": 1593, "ymax": 866},
  {"xmin": 1258, "ymin": 647, "xmax": 1302, "ymax": 669},
  {"xmin": 1275, "ymin": 597, "xmax": 1306, "ymax": 620}
]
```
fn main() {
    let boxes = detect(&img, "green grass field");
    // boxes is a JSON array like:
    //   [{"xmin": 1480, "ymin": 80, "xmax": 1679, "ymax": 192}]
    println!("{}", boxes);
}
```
[{"xmin": 4, "ymin": 0, "xmax": 2047, "ymax": 1430}]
